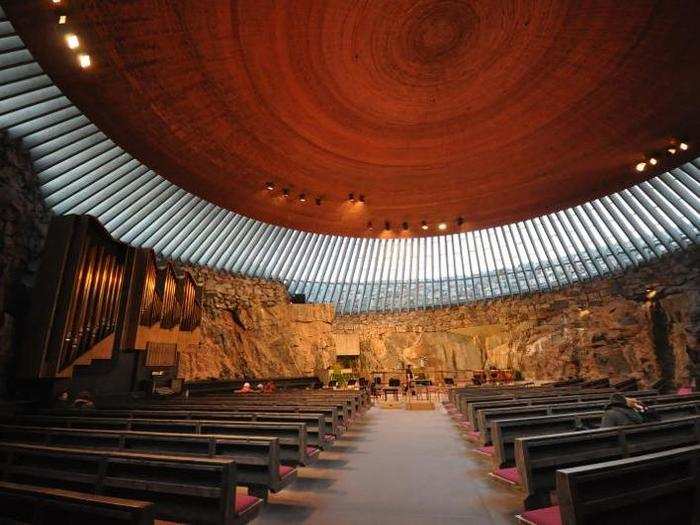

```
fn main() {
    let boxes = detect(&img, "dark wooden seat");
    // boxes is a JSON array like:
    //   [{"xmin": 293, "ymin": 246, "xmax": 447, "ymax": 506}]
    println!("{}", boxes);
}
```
[
  {"xmin": 35, "ymin": 409, "xmax": 332, "ymax": 448},
  {"xmin": 490, "ymin": 400, "xmax": 700, "ymax": 469},
  {"xmin": 0, "ymin": 424, "xmax": 295, "ymax": 499},
  {"xmin": 13, "ymin": 414, "xmax": 316, "ymax": 466},
  {"xmin": 0, "ymin": 481, "xmax": 154, "ymax": 525},
  {"xmin": 474, "ymin": 394, "xmax": 697, "ymax": 445},
  {"xmin": 517, "ymin": 445, "xmax": 700, "ymax": 525},
  {"xmin": 514, "ymin": 415, "xmax": 700, "ymax": 510},
  {"xmin": 0, "ymin": 442, "xmax": 262, "ymax": 525}
]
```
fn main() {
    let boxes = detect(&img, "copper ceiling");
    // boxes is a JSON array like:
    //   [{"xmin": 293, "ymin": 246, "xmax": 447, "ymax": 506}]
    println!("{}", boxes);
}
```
[{"xmin": 5, "ymin": 0, "xmax": 700, "ymax": 237}]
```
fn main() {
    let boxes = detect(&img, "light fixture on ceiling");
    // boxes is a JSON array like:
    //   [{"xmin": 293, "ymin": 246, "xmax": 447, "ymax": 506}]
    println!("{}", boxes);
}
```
[
  {"xmin": 384, "ymin": 221, "xmax": 391, "ymax": 231},
  {"xmin": 78, "ymin": 54, "xmax": 91, "ymax": 68},
  {"xmin": 51, "ymin": 0, "xmax": 61, "ymax": 4},
  {"xmin": 299, "ymin": 193, "xmax": 306, "ymax": 202},
  {"xmin": 65, "ymin": 33, "xmax": 80, "ymax": 49},
  {"xmin": 358, "ymin": 194, "xmax": 365, "ymax": 204},
  {"xmin": 402, "ymin": 222, "xmax": 409, "ymax": 231},
  {"xmin": 348, "ymin": 193, "xmax": 355, "ymax": 203},
  {"xmin": 635, "ymin": 162, "xmax": 646, "ymax": 172},
  {"xmin": 648, "ymin": 157, "xmax": 658, "ymax": 166},
  {"xmin": 282, "ymin": 188, "xmax": 290, "ymax": 198},
  {"xmin": 668, "ymin": 147, "xmax": 677, "ymax": 155},
  {"xmin": 367, "ymin": 221, "xmax": 373, "ymax": 231},
  {"xmin": 59, "ymin": 15, "xmax": 67, "ymax": 24},
  {"xmin": 315, "ymin": 197, "xmax": 322, "ymax": 206},
  {"xmin": 421, "ymin": 221, "xmax": 428, "ymax": 230},
  {"xmin": 679, "ymin": 142, "xmax": 689, "ymax": 151},
  {"xmin": 438, "ymin": 222, "xmax": 447, "ymax": 231},
  {"xmin": 265, "ymin": 181, "xmax": 275, "ymax": 191}
]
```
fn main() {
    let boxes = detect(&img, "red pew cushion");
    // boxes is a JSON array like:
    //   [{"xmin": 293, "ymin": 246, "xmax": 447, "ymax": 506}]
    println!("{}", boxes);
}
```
[
  {"xmin": 235, "ymin": 495, "xmax": 260, "ymax": 514},
  {"xmin": 492, "ymin": 467, "xmax": 521, "ymax": 484},
  {"xmin": 475, "ymin": 445, "xmax": 495, "ymax": 456},
  {"xmin": 279, "ymin": 465, "xmax": 295, "ymax": 477},
  {"xmin": 518, "ymin": 505, "xmax": 562, "ymax": 525},
  {"xmin": 677, "ymin": 387, "xmax": 692, "ymax": 395},
  {"xmin": 306, "ymin": 446, "xmax": 320, "ymax": 456}
]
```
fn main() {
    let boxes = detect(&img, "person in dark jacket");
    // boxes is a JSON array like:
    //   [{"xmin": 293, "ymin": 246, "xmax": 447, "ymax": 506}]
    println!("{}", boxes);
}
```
[{"xmin": 601, "ymin": 393, "xmax": 645, "ymax": 427}]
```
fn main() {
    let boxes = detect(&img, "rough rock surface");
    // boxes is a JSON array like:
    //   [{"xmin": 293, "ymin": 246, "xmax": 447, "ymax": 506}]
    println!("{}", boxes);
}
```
[
  {"xmin": 334, "ymin": 249, "xmax": 699, "ymax": 388},
  {"xmin": 177, "ymin": 267, "xmax": 337, "ymax": 381},
  {"xmin": 0, "ymin": 139, "xmax": 50, "ymax": 394}
]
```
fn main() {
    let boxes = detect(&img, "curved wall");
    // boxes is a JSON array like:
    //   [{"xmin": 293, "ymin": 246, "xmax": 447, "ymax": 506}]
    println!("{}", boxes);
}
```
[{"xmin": 0, "ymin": 8, "xmax": 698, "ymax": 315}]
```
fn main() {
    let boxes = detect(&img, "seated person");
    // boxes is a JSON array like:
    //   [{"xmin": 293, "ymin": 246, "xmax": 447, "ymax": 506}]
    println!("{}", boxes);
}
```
[
  {"xmin": 53, "ymin": 390, "xmax": 71, "ymax": 408},
  {"xmin": 601, "ymin": 393, "xmax": 658, "ymax": 427},
  {"xmin": 263, "ymin": 381, "xmax": 276, "ymax": 394},
  {"xmin": 72, "ymin": 390, "xmax": 95, "ymax": 409},
  {"xmin": 236, "ymin": 382, "xmax": 253, "ymax": 393}
]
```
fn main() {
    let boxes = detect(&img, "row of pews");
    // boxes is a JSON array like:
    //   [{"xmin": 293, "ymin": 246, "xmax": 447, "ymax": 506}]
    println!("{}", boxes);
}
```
[
  {"xmin": 444, "ymin": 379, "xmax": 700, "ymax": 524},
  {"xmin": 0, "ymin": 384, "xmax": 371, "ymax": 524}
]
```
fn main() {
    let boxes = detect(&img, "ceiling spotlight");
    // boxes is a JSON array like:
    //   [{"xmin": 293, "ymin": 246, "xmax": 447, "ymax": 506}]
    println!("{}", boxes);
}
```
[
  {"xmin": 359, "ymin": 194, "xmax": 365, "ymax": 204},
  {"xmin": 402, "ymin": 222, "xmax": 409, "ymax": 231},
  {"xmin": 65, "ymin": 34, "xmax": 80, "ymax": 49},
  {"xmin": 265, "ymin": 182, "xmax": 275, "ymax": 191},
  {"xmin": 78, "ymin": 54, "xmax": 91, "ymax": 68},
  {"xmin": 299, "ymin": 193, "xmax": 306, "ymax": 202},
  {"xmin": 679, "ymin": 142, "xmax": 689, "ymax": 151},
  {"xmin": 367, "ymin": 221, "xmax": 373, "ymax": 231},
  {"xmin": 59, "ymin": 15, "xmax": 67, "ymax": 24},
  {"xmin": 635, "ymin": 162, "xmax": 646, "ymax": 172},
  {"xmin": 315, "ymin": 197, "xmax": 322, "ymax": 206},
  {"xmin": 438, "ymin": 222, "xmax": 447, "ymax": 231},
  {"xmin": 456, "ymin": 217, "xmax": 464, "ymax": 226},
  {"xmin": 52, "ymin": 0, "xmax": 61, "ymax": 4},
  {"xmin": 384, "ymin": 221, "xmax": 391, "ymax": 231},
  {"xmin": 648, "ymin": 157, "xmax": 658, "ymax": 166},
  {"xmin": 348, "ymin": 193, "xmax": 355, "ymax": 203},
  {"xmin": 421, "ymin": 221, "xmax": 428, "ymax": 231},
  {"xmin": 668, "ymin": 147, "xmax": 677, "ymax": 155},
  {"xmin": 282, "ymin": 188, "xmax": 290, "ymax": 198}
]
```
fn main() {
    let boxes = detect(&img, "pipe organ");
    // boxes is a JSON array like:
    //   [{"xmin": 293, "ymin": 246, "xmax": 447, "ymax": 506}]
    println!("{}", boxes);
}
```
[{"xmin": 20, "ymin": 215, "xmax": 203, "ymax": 379}]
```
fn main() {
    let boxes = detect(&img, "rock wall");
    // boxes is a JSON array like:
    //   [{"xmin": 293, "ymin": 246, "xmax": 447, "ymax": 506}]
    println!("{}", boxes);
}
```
[
  {"xmin": 333, "ymin": 249, "xmax": 700, "ymax": 388},
  {"xmin": 0, "ymin": 139, "xmax": 50, "ymax": 394},
  {"xmin": 177, "ymin": 267, "xmax": 337, "ymax": 381}
]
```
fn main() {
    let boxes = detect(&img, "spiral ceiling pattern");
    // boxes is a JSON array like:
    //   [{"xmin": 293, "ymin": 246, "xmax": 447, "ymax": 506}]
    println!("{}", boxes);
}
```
[
  {"xmin": 0, "ymin": 3, "xmax": 698, "ymax": 314},
  {"xmin": 5, "ymin": 0, "xmax": 700, "ymax": 237}
]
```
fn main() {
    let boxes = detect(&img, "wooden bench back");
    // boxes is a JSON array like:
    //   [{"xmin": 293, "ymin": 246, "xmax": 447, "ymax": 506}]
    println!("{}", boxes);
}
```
[
  {"xmin": 556, "ymin": 445, "xmax": 700, "ymax": 525},
  {"xmin": 515, "ymin": 415, "xmax": 700, "ymax": 510}
]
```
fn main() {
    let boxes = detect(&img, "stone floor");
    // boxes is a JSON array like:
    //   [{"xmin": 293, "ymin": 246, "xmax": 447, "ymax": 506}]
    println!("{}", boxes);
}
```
[{"xmin": 255, "ymin": 405, "xmax": 523, "ymax": 524}]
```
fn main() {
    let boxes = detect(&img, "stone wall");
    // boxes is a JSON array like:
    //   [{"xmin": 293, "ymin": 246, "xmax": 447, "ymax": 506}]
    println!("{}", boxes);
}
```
[
  {"xmin": 0, "ymin": 139, "xmax": 50, "ymax": 394},
  {"xmin": 333, "ymin": 249, "xmax": 699, "ymax": 389},
  {"xmin": 176, "ymin": 267, "xmax": 337, "ymax": 381}
]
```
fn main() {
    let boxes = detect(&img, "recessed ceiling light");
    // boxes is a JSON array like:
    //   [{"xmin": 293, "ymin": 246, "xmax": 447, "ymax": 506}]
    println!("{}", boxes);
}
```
[
  {"xmin": 348, "ymin": 193, "xmax": 355, "ymax": 203},
  {"xmin": 438, "ymin": 223, "xmax": 447, "ymax": 231},
  {"xmin": 648, "ymin": 157, "xmax": 658, "ymax": 166},
  {"xmin": 635, "ymin": 162, "xmax": 646, "ymax": 172},
  {"xmin": 358, "ymin": 194, "xmax": 365, "ymax": 204},
  {"xmin": 367, "ymin": 221, "xmax": 373, "ymax": 231},
  {"xmin": 78, "ymin": 54, "xmax": 91, "ymax": 68},
  {"xmin": 265, "ymin": 182, "xmax": 275, "ymax": 191},
  {"xmin": 52, "ymin": 0, "xmax": 61, "ymax": 4},
  {"xmin": 421, "ymin": 221, "xmax": 428, "ymax": 230},
  {"xmin": 282, "ymin": 188, "xmax": 289, "ymax": 197},
  {"xmin": 679, "ymin": 142, "xmax": 689, "ymax": 151},
  {"xmin": 668, "ymin": 147, "xmax": 677, "ymax": 155},
  {"xmin": 65, "ymin": 33, "xmax": 80, "ymax": 49},
  {"xmin": 58, "ymin": 15, "xmax": 67, "ymax": 24},
  {"xmin": 384, "ymin": 221, "xmax": 391, "ymax": 231},
  {"xmin": 299, "ymin": 193, "xmax": 306, "ymax": 202}
]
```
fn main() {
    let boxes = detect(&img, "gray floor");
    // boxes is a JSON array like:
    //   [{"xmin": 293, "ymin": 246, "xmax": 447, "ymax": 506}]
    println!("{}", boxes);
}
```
[{"xmin": 256, "ymin": 406, "xmax": 523, "ymax": 524}]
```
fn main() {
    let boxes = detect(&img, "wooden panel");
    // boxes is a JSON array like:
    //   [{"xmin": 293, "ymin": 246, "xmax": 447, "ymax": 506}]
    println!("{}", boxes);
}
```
[{"xmin": 144, "ymin": 342, "xmax": 178, "ymax": 368}]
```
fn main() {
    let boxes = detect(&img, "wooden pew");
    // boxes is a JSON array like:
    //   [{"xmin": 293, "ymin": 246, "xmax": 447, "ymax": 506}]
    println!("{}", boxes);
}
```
[
  {"xmin": 473, "ymin": 394, "xmax": 697, "ymax": 445},
  {"xmin": 35, "ymin": 409, "xmax": 331, "ymax": 448},
  {"xmin": 464, "ymin": 390, "xmax": 661, "ymax": 426},
  {"xmin": 10, "ymin": 415, "xmax": 318, "ymax": 466},
  {"xmin": 514, "ymin": 415, "xmax": 700, "ymax": 510},
  {"xmin": 0, "ymin": 442, "xmax": 262, "ymax": 524},
  {"xmin": 490, "ymin": 399, "xmax": 700, "ymax": 470},
  {"xmin": 0, "ymin": 424, "xmax": 294, "ymax": 499},
  {"xmin": 0, "ymin": 481, "xmax": 154, "ymax": 525},
  {"xmin": 517, "ymin": 445, "xmax": 700, "ymax": 525}
]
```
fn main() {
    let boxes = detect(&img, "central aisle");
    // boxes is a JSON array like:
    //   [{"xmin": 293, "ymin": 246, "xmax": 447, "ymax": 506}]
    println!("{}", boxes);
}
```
[{"xmin": 258, "ymin": 406, "xmax": 522, "ymax": 524}]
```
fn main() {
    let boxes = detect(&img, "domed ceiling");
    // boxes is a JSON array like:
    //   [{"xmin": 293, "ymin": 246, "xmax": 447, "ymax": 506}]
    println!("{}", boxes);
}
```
[{"xmin": 5, "ymin": 0, "xmax": 700, "ymax": 237}]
